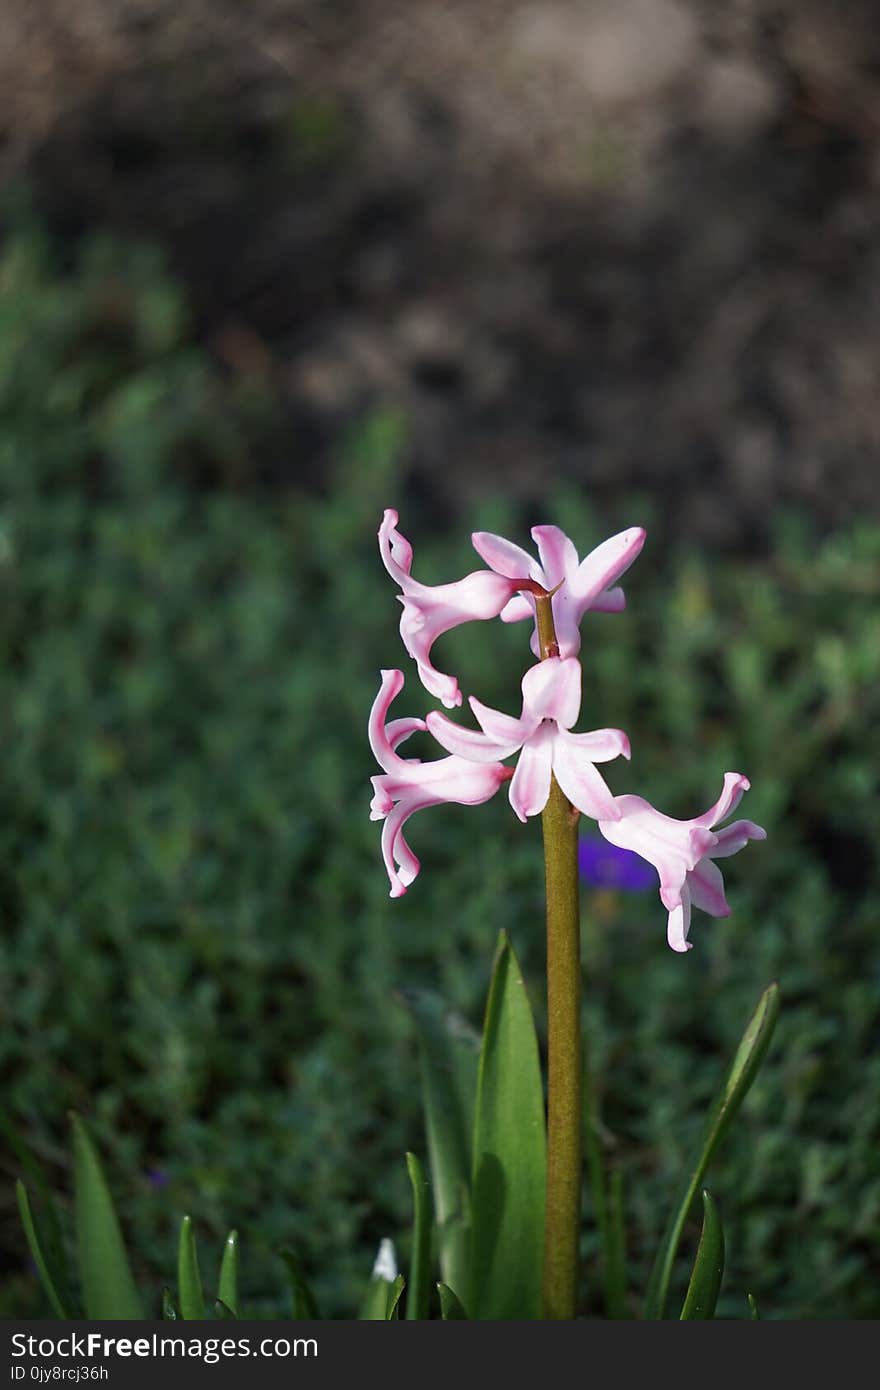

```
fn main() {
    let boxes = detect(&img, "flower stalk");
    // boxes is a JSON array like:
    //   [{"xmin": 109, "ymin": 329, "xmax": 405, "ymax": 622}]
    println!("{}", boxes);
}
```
[{"xmin": 536, "ymin": 592, "xmax": 582, "ymax": 1320}]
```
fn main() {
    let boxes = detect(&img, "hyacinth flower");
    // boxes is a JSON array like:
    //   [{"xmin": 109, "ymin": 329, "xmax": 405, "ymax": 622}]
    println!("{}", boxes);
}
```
[
  {"xmin": 597, "ymin": 773, "xmax": 767, "ymax": 953},
  {"xmin": 472, "ymin": 522, "xmax": 646, "ymax": 659},
  {"xmin": 369, "ymin": 668, "xmax": 512, "ymax": 898},
  {"xmin": 370, "ymin": 509, "xmax": 766, "ymax": 1321},
  {"xmin": 425, "ymin": 655, "xmax": 630, "ymax": 824},
  {"xmin": 379, "ymin": 509, "xmax": 527, "ymax": 708}
]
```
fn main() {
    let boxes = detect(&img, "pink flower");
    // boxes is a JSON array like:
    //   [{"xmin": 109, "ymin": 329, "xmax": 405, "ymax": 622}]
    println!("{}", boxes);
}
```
[
  {"xmin": 369, "ymin": 669, "xmax": 513, "ymax": 897},
  {"xmin": 425, "ymin": 656, "xmax": 630, "ymax": 823},
  {"xmin": 597, "ymin": 773, "xmax": 767, "ymax": 952},
  {"xmin": 379, "ymin": 510, "xmax": 524, "ymax": 709},
  {"xmin": 471, "ymin": 523, "xmax": 646, "ymax": 659}
]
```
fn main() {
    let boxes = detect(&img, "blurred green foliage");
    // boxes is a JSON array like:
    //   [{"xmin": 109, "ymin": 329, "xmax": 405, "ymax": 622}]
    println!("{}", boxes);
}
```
[{"xmin": 1, "ymin": 215, "xmax": 878, "ymax": 1318}]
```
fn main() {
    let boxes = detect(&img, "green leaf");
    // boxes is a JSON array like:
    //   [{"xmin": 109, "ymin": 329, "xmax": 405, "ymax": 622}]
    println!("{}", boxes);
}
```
[
  {"xmin": 16, "ymin": 1181, "xmax": 77, "ymax": 1319},
  {"xmin": 71, "ymin": 1113, "xmax": 144, "ymax": 1320},
  {"xmin": 177, "ymin": 1215, "xmax": 206, "ymax": 1320},
  {"xmin": 218, "ymin": 1230, "xmax": 239, "ymax": 1317},
  {"xmin": 680, "ymin": 1191, "xmax": 725, "ymax": 1320},
  {"xmin": 4, "ymin": 1110, "xmax": 76, "ymax": 1314},
  {"xmin": 644, "ymin": 983, "xmax": 779, "ymax": 1320},
  {"xmin": 386, "ymin": 1274, "xmax": 406, "ymax": 1320},
  {"xmin": 747, "ymin": 1293, "xmax": 760, "ymax": 1320},
  {"xmin": 279, "ymin": 1250, "xmax": 320, "ymax": 1319},
  {"xmin": 161, "ymin": 1287, "xmax": 178, "ymax": 1320},
  {"xmin": 401, "ymin": 988, "xmax": 477, "ymax": 1298},
  {"xmin": 437, "ymin": 1282, "xmax": 469, "ymax": 1319},
  {"xmin": 405, "ymin": 1153, "xmax": 432, "ymax": 1320},
  {"xmin": 470, "ymin": 931, "xmax": 546, "ymax": 1320},
  {"xmin": 214, "ymin": 1299, "xmax": 237, "ymax": 1320}
]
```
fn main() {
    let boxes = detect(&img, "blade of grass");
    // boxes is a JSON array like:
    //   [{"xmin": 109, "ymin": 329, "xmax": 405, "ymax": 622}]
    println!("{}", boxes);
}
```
[
  {"xmin": 177, "ymin": 1215, "xmax": 205, "ymax": 1320},
  {"xmin": 680, "ymin": 1191, "xmax": 724, "ymax": 1320},
  {"xmin": 644, "ymin": 982, "xmax": 779, "ymax": 1319},
  {"xmin": 16, "ymin": 1181, "xmax": 77, "ymax": 1319},
  {"xmin": 405, "ymin": 1153, "xmax": 432, "ymax": 1320},
  {"xmin": 218, "ymin": 1230, "xmax": 239, "ymax": 1318},
  {"xmin": 71, "ymin": 1113, "xmax": 144, "ymax": 1320}
]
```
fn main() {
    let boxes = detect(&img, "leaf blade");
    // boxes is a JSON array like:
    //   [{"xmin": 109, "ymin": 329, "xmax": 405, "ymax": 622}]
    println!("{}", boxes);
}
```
[
  {"xmin": 470, "ymin": 931, "xmax": 546, "ymax": 1320},
  {"xmin": 644, "ymin": 982, "xmax": 779, "ymax": 1320},
  {"xmin": 680, "ymin": 1191, "xmax": 725, "ymax": 1320},
  {"xmin": 71, "ymin": 1113, "xmax": 144, "ymax": 1320},
  {"xmin": 16, "ymin": 1181, "xmax": 76, "ymax": 1320},
  {"xmin": 177, "ymin": 1215, "xmax": 205, "ymax": 1320},
  {"xmin": 405, "ymin": 1153, "xmax": 432, "ymax": 1320},
  {"xmin": 218, "ymin": 1230, "xmax": 239, "ymax": 1318},
  {"xmin": 437, "ymin": 1282, "xmax": 469, "ymax": 1319},
  {"xmin": 402, "ymin": 988, "xmax": 477, "ymax": 1298}
]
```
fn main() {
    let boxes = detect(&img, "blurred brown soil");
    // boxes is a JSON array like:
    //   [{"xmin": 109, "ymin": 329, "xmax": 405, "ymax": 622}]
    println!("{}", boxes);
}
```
[{"xmin": 1, "ymin": 0, "xmax": 879, "ymax": 544}]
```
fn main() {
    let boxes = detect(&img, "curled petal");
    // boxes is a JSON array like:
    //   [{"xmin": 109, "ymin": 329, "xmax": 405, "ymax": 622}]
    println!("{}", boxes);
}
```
[
  {"xmin": 692, "ymin": 772, "xmax": 750, "ymax": 829},
  {"xmin": 381, "ymin": 798, "xmax": 428, "ymax": 897},
  {"xmin": 368, "ymin": 670, "xmax": 408, "ymax": 774},
  {"xmin": 386, "ymin": 716, "xmax": 427, "ymax": 753},
  {"xmin": 375, "ymin": 758, "xmax": 511, "ymax": 896},
  {"xmin": 521, "ymin": 657, "xmax": 581, "ymax": 730},
  {"xmin": 710, "ymin": 819, "xmax": 767, "ymax": 858},
  {"xmin": 687, "ymin": 858, "xmax": 730, "ymax": 917},
  {"xmin": 666, "ymin": 885, "xmax": 693, "ymax": 953},
  {"xmin": 425, "ymin": 710, "xmax": 518, "ymax": 763},
  {"xmin": 397, "ymin": 568, "xmax": 520, "ymax": 708},
  {"xmin": 471, "ymin": 530, "xmax": 540, "ymax": 582},
  {"xmin": 381, "ymin": 511, "xmax": 522, "ymax": 707},
  {"xmin": 509, "ymin": 726, "xmax": 554, "ymax": 822},
  {"xmin": 378, "ymin": 509, "xmax": 414, "ymax": 588}
]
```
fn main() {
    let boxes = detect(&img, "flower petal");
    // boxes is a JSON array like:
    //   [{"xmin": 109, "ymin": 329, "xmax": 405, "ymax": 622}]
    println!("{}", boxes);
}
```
[
  {"xmin": 686, "ymin": 857, "xmax": 731, "ymax": 916},
  {"xmin": 521, "ymin": 657, "xmax": 581, "ymax": 729},
  {"xmin": 508, "ymin": 726, "xmax": 554, "ymax": 821},
  {"xmin": 499, "ymin": 593, "xmax": 535, "ymax": 624},
  {"xmin": 368, "ymin": 669, "xmax": 408, "ymax": 773},
  {"xmin": 553, "ymin": 732, "xmax": 619, "ymax": 820},
  {"xmin": 692, "ymin": 773, "xmax": 750, "ymax": 829},
  {"xmin": 471, "ymin": 530, "xmax": 541, "ymax": 583},
  {"xmin": 589, "ymin": 584, "xmax": 626, "ymax": 613},
  {"xmin": 666, "ymin": 884, "xmax": 693, "ymax": 952},
  {"xmin": 571, "ymin": 527, "xmax": 647, "ymax": 607},
  {"xmin": 560, "ymin": 727, "xmax": 631, "ymax": 763},
  {"xmin": 397, "ymin": 568, "xmax": 520, "ymax": 707},
  {"xmin": 530, "ymin": 525, "xmax": 579, "ymax": 588},
  {"xmin": 425, "ymin": 710, "xmax": 518, "ymax": 762},
  {"xmin": 710, "ymin": 818, "xmax": 767, "ymax": 858},
  {"xmin": 381, "ymin": 798, "xmax": 427, "ymax": 897},
  {"xmin": 470, "ymin": 695, "xmax": 533, "ymax": 746},
  {"xmin": 381, "ymin": 511, "xmax": 521, "ymax": 707},
  {"xmin": 386, "ymin": 716, "xmax": 427, "ymax": 753}
]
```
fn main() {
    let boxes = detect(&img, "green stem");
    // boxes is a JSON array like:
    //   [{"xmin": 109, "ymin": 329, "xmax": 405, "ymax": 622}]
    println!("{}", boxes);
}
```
[{"xmin": 536, "ymin": 594, "xmax": 582, "ymax": 1320}]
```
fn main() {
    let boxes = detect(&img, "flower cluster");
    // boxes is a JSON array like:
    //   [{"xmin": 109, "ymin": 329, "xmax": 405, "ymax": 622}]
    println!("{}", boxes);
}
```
[{"xmin": 370, "ymin": 509, "xmax": 765, "ymax": 951}]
